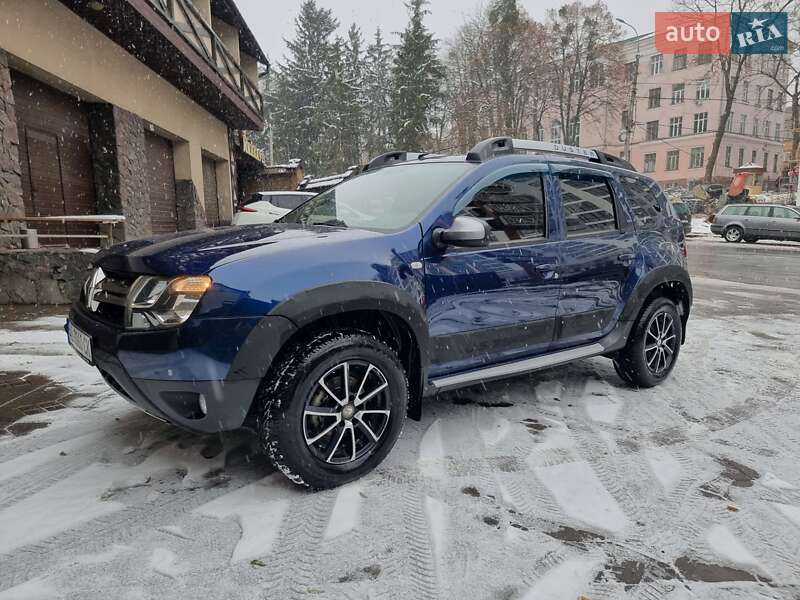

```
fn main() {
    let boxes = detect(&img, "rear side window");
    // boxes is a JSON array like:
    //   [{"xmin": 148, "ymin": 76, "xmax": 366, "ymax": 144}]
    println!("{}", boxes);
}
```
[
  {"xmin": 771, "ymin": 207, "xmax": 800, "ymax": 219},
  {"xmin": 459, "ymin": 172, "xmax": 546, "ymax": 242},
  {"xmin": 745, "ymin": 206, "xmax": 768, "ymax": 217},
  {"xmin": 620, "ymin": 176, "xmax": 662, "ymax": 229},
  {"xmin": 722, "ymin": 205, "xmax": 746, "ymax": 216},
  {"xmin": 557, "ymin": 172, "xmax": 618, "ymax": 235},
  {"xmin": 272, "ymin": 195, "xmax": 311, "ymax": 210}
]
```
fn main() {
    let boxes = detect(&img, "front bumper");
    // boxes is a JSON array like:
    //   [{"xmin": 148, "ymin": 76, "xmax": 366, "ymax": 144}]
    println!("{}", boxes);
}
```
[{"xmin": 69, "ymin": 304, "xmax": 262, "ymax": 433}]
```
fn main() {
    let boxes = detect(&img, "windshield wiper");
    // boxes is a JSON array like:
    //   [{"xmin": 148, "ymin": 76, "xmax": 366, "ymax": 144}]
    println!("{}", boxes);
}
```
[{"xmin": 316, "ymin": 219, "xmax": 348, "ymax": 227}]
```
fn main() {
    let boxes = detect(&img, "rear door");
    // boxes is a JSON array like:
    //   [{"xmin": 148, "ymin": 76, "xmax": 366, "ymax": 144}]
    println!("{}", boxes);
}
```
[
  {"xmin": 769, "ymin": 206, "xmax": 800, "ymax": 241},
  {"xmin": 551, "ymin": 167, "xmax": 638, "ymax": 348},
  {"xmin": 424, "ymin": 165, "xmax": 561, "ymax": 376},
  {"xmin": 743, "ymin": 205, "xmax": 770, "ymax": 237}
]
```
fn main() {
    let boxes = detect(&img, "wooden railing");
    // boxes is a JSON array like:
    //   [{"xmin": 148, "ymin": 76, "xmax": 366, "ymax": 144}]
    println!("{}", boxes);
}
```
[
  {"xmin": 0, "ymin": 216, "xmax": 126, "ymax": 249},
  {"xmin": 146, "ymin": 0, "xmax": 264, "ymax": 118}
]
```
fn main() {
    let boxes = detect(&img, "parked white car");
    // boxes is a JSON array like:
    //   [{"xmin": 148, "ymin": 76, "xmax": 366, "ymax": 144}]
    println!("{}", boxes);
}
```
[{"xmin": 233, "ymin": 191, "xmax": 316, "ymax": 225}]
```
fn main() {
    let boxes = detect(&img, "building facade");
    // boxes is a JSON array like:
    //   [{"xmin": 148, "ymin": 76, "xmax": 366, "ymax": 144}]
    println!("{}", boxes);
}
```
[
  {"xmin": 552, "ymin": 33, "xmax": 786, "ymax": 189},
  {"xmin": 0, "ymin": 0, "xmax": 267, "ymax": 244}
]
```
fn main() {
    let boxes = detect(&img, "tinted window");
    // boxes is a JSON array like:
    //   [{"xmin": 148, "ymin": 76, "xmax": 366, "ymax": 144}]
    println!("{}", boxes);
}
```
[
  {"xmin": 745, "ymin": 206, "xmax": 768, "ymax": 217},
  {"xmin": 558, "ymin": 172, "xmax": 618, "ymax": 235},
  {"xmin": 722, "ymin": 205, "xmax": 747, "ymax": 215},
  {"xmin": 281, "ymin": 163, "xmax": 474, "ymax": 232},
  {"xmin": 620, "ymin": 176, "xmax": 661, "ymax": 229},
  {"xmin": 459, "ymin": 172, "xmax": 546, "ymax": 243},
  {"xmin": 672, "ymin": 202, "xmax": 690, "ymax": 217},
  {"xmin": 771, "ymin": 207, "xmax": 800, "ymax": 219},
  {"xmin": 272, "ymin": 194, "xmax": 312, "ymax": 210}
]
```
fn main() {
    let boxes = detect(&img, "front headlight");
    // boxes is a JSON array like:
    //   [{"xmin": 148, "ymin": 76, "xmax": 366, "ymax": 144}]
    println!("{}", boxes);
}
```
[{"xmin": 127, "ymin": 275, "xmax": 212, "ymax": 329}]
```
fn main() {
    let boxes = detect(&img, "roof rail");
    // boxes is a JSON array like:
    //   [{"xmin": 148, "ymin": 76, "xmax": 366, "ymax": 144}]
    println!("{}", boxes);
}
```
[
  {"xmin": 465, "ymin": 137, "xmax": 637, "ymax": 172},
  {"xmin": 363, "ymin": 151, "xmax": 422, "ymax": 172}
]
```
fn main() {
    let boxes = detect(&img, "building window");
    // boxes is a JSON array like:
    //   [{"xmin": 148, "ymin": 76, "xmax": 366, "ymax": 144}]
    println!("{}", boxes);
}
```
[
  {"xmin": 666, "ymin": 150, "xmax": 680, "ymax": 171},
  {"xmin": 767, "ymin": 88, "xmax": 774, "ymax": 110},
  {"xmin": 738, "ymin": 147, "xmax": 744, "ymax": 166},
  {"xmin": 650, "ymin": 54, "xmax": 663, "ymax": 76},
  {"xmin": 671, "ymin": 84, "xmax": 685, "ymax": 104},
  {"xmin": 755, "ymin": 85, "xmax": 762, "ymax": 106},
  {"xmin": 644, "ymin": 153, "xmax": 657, "ymax": 172},
  {"xmin": 763, "ymin": 120, "xmax": 770, "ymax": 139},
  {"xmin": 690, "ymin": 147, "xmax": 705, "ymax": 168},
  {"xmin": 774, "ymin": 123, "xmax": 781, "ymax": 142},
  {"xmin": 751, "ymin": 149, "xmax": 757, "ymax": 163},
  {"xmin": 673, "ymin": 50, "xmax": 687, "ymax": 71},
  {"xmin": 550, "ymin": 121, "xmax": 561, "ymax": 144},
  {"xmin": 739, "ymin": 114, "xmax": 747, "ymax": 134},
  {"xmin": 742, "ymin": 81, "xmax": 749, "ymax": 103},
  {"xmin": 696, "ymin": 52, "xmax": 713, "ymax": 65},
  {"xmin": 646, "ymin": 120, "xmax": 659, "ymax": 141},
  {"xmin": 724, "ymin": 145, "xmax": 732, "ymax": 167},
  {"xmin": 763, "ymin": 151, "xmax": 768, "ymax": 169},
  {"xmin": 693, "ymin": 112, "xmax": 708, "ymax": 134},
  {"xmin": 669, "ymin": 116, "xmax": 682, "ymax": 137},
  {"xmin": 695, "ymin": 79, "xmax": 710, "ymax": 100},
  {"xmin": 773, "ymin": 153, "xmax": 779, "ymax": 172},
  {"xmin": 727, "ymin": 112, "xmax": 734, "ymax": 132},
  {"xmin": 752, "ymin": 117, "xmax": 759, "ymax": 137},
  {"xmin": 568, "ymin": 117, "xmax": 580, "ymax": 145},
  {"xmin": 621, "ymin": 110, "xmax": 629, "ymax": 128},
  {"xmin": 625, "ymin": 61, "xmax": 637, "ymax": 81},
  {"xmin": 648, "ymin": 88, "xmax": 661, "ymax": 109}
]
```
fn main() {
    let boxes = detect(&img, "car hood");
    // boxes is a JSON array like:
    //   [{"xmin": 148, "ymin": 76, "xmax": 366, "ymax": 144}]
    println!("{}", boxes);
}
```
[{"xmin": 95, "ymin": 224, "xmax": 381, "ymax": 276}]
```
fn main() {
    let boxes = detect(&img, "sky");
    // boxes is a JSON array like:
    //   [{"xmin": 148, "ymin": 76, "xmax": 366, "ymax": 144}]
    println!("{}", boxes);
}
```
[{"xmin": 236, "ymin": 0, "xmax": 675, "ymax": 67}]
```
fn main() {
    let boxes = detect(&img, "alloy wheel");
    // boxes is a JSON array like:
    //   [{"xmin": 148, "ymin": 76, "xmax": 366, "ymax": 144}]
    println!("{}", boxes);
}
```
[
  {"xmin": 644, "ymin": 311, "xmax": 677, "ymax": 376},
  {"xmin": 303, "ymin": 360, "xmax": 391, "ymax": 466},
  {"xmin": 725, "ymin": 227, "xmax": 742, "ymax": 242}
]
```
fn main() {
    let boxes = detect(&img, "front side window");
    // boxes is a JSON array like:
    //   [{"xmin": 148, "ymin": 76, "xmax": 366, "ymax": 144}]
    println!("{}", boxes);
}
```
[
  {"xmin": 690, "ymin": 147, "xmax": 705, "ymax": 168},
  {"xmin": 458, "ymin": 172, "xmax": 547, "ymax": 243},
  {"xmin": 722, "ymin": 205, "xmax": 747, "ymax": 215},
  {"xmin": 745, "ymin": 205, "xmax": 768, "ymax": 217},
  {"xmin": 281, "ymin": 162, "xmax": 474, "ymax": 232},
  {"xmin": 557, "ymin": 172, "xmax": 618, "ymax": 236},
  {"xmin": 621, "ymin": 176, "xmax": 661, "ymax": 230}
]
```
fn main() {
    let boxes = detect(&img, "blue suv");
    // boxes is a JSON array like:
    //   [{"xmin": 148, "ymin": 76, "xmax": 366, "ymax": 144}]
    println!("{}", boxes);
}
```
[{"xmin": 68, "ymin": 137, "xmax": 692, "ymax": 489}]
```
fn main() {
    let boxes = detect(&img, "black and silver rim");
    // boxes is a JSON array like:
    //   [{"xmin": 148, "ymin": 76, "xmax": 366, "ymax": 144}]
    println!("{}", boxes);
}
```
[
  {"xmin": 644, "ymin": 311, "xmax": 677, "ymax": 376},
  {"xmin": 726, "ymin": 228, "xmax": 742, "ymax": 242},
  {"xmin": 303, "ymin": 360, "xmax": 391, "ymax": 466}
]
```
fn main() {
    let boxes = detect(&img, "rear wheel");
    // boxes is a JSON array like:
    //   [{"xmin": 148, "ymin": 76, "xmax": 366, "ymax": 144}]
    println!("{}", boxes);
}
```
[
  {"xmin": 724, "ymin": 226, "xmax": 744, "ymax": 243},
  {"xmin": 614, "ymin": 298, "xmax": 682, "ymax": 388},
  {"xmin": 257, "ymin": 330, "xmax": 408, "ymax": 489}
]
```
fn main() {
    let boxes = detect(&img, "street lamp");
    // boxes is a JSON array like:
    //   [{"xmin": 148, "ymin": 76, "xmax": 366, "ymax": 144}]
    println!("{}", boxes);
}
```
[{"xmin": 617, "ymin": 18, "xmax": 640, "ymax": 163}]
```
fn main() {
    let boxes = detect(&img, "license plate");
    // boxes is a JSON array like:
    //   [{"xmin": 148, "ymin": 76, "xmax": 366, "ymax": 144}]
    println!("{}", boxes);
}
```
[{"xmin": 68, "ymin": 320, "xmax": 93, "ymax": 365}]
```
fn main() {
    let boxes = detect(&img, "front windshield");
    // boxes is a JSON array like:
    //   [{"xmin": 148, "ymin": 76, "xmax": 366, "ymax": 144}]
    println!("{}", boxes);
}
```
[{"xmin": 280, "ymin": 162, "xmax": 474, "ymax": 231}]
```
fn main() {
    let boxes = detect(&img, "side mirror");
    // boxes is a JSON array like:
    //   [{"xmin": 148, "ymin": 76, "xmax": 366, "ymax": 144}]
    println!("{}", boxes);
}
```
[{"xmin": 433, "ymin": 215, "xmax": 489, "ymax": 249}]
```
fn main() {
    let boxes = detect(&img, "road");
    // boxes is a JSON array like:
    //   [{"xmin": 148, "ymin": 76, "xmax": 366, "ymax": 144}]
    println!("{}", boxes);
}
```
[{"xmin": 0, "ymin": 240, "xmax": 799, "ymax": 599}]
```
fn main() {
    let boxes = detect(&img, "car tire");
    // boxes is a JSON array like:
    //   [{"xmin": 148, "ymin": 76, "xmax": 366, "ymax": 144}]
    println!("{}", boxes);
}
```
[
  {"xmin": 256, "ymin": 330, "xmax": 408, "ymax": 489},
  {"xmin": 614, "ymin": 298, "xmax": 682, "ymax": 389},
  {"xmin": 724, "ymin": 226, "xmax": 744, "ymax": 243}
]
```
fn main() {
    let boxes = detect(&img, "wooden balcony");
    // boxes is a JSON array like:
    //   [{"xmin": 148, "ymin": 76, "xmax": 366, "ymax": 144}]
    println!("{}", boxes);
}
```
[{"xmin": 59, "ymin": 0, "xmax": 265, "ymax": 130}]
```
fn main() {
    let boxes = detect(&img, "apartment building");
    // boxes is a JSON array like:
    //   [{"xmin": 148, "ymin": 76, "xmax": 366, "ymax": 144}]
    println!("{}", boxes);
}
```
[
  {"xmin": 572, "ymin": 33, "xmax": 786, "ymax": 188},
  {"xmin": 0, "ymin": 0, "xmax": 267, "ymax": 243}
]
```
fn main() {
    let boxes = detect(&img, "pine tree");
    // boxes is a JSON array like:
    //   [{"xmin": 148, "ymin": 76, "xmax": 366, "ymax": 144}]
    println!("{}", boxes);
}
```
[
  {"xmin": 390, "ymin": 0, "xmax": 444, "ymax": 150},
  {"xmin": 269, "ymin": 0, "xmax": 338, "ymax": 173},
  {"xmin": 363, "ymin": 28, "xmax": 393, "ymax": 158},
  {"xmin": 340, "ymin": 25, "xmax": 365, "ymax": 168}
]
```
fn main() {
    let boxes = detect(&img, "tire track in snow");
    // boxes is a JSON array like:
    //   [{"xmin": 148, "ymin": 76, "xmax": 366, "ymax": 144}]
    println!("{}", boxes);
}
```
[{"xmin": 401, "ymin": 483, "xmax": 439, "ymax": 600}]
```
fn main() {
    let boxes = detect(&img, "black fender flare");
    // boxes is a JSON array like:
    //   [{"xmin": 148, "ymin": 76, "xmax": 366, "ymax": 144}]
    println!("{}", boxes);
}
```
[{"xmin": 620, "ymin": 265, "xmax": 693, "ymax": 336}]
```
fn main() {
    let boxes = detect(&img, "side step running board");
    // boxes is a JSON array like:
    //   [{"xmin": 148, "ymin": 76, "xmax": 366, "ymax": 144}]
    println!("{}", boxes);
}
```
[{"xmin": 430, "ymin": 343, "xmax": 606, "ymax": 392}]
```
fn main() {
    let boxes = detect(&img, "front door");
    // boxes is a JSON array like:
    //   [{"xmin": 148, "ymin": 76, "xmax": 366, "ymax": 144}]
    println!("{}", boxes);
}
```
[
  {"xmin": 424, "ymin": 167, "xmax": 561, "ymax": 377},
  {"xmin": 742, "ymin": 205, "xmax": 771, "ymax": 237},
  {"xmin": 552, "ymin": 168, "xmax": 637, "ymax": 348},
  {"xmin": 768, "ymin": 206, "xmax": 800, "ymax": 241}
]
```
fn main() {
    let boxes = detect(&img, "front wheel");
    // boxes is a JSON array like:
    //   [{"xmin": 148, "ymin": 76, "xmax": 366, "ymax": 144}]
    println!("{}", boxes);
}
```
[
  {"xmin": 724, "ymin": 226, "xmax": 744, "ymax": 243},
  {"xmin": 614, "ymin": 298, "xmax": 682, "ymax": 388},
  {"xmin": 257, "ymin": 330, "xmax": 408, "ymax": 489}
]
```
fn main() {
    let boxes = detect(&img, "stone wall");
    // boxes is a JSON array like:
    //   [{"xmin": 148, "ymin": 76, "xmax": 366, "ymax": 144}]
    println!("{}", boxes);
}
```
[
  {"xmin": 0, "ymin": 249, "xmax": 94, "ymax": 305},
  {"xmin": 87, "ymin": 104, "xmax": 150, "ymax": 242},
  {"xmin": 175, "ymin": 179, "xmax": 206, "ymax": 231},
  {"xmin": 0, "ymin": 50, "xmax": 25, "ymax": 248}
]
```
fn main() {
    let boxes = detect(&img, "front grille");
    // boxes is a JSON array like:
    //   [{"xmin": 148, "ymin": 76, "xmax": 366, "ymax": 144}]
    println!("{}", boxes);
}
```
[{"xmin": 91, "ymin": 272, "xmax": 137, "ymax": 327}]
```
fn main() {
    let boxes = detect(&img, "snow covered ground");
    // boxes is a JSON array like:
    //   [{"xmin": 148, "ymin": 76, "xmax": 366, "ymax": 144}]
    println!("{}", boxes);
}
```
[
  {"xmin": 1, "ymin": 291, "xmax": 799, "ymax": 599},
  {"xmin": 691, "ymin": 217, "xmax": 712, "ymax": 236}
]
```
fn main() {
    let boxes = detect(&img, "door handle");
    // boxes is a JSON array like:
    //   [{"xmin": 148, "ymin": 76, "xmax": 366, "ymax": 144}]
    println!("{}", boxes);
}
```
[{"xmin": 617, "ymin": 253, "xmax": 635, "ymax": 265}]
